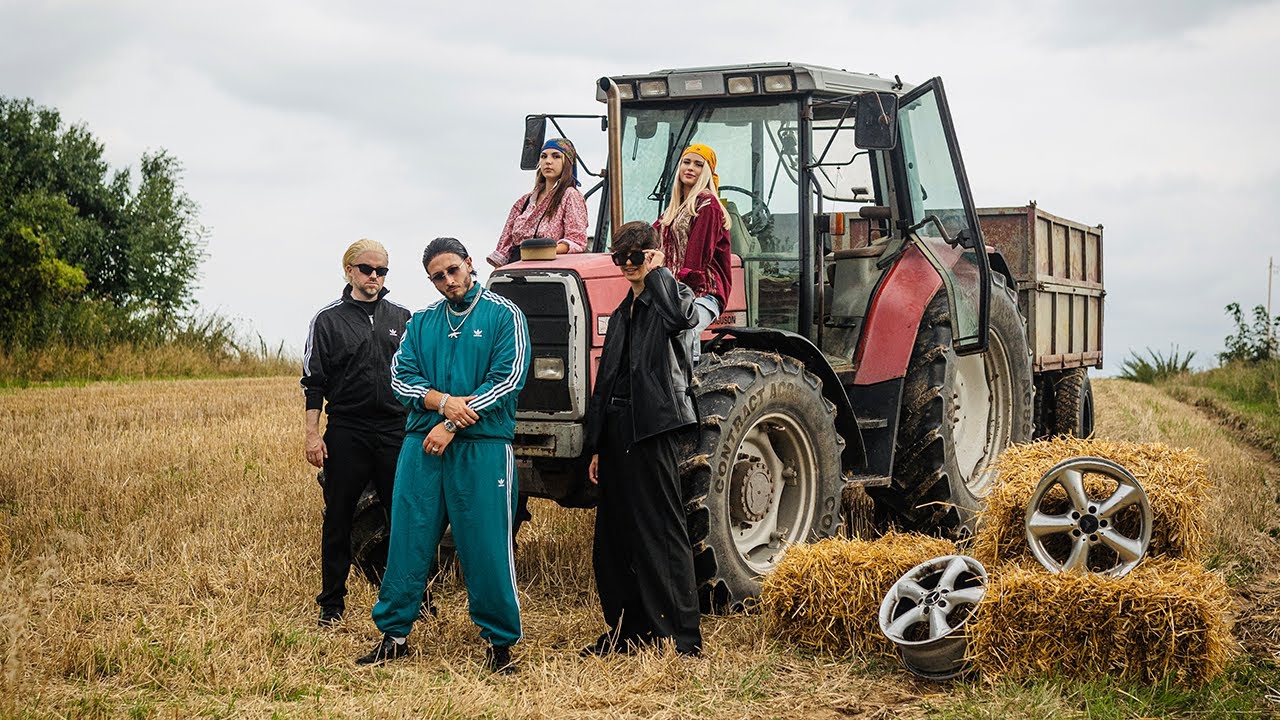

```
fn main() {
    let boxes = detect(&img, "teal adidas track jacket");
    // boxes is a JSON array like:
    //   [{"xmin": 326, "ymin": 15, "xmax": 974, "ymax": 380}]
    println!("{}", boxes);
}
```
[{"xmin": 390, "ymin": 283, "xmax": 530, "ymax": 439}]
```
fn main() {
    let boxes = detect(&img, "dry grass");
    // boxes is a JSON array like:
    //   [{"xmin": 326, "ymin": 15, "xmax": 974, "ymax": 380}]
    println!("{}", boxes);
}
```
[
  {"xmin": 0, "ymin": 343, "xmax": 295, "ymax": 386},
  {"xmin": 1, "ymin": 376, "xmax": 1278, "ymax": 717},
  {"xmin": 0, "ymin": 377, "xmax": 929, "ymax": 719}
]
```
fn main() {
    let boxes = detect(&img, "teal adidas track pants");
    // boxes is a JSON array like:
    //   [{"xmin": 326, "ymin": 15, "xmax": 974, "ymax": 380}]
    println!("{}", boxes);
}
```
[{"xmin": 372, "ymin": 435, "xmax": 521, "ymax": 646}]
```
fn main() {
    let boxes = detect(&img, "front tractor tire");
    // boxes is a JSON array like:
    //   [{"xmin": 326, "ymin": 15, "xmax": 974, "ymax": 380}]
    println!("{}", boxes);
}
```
[
  {"xmin": 878, "ymin": 276, "xmax": 1033, "ymax": 534},
  {"xmin": 682, "ymin": 349, "xmax": 845, "ymax": 612}
]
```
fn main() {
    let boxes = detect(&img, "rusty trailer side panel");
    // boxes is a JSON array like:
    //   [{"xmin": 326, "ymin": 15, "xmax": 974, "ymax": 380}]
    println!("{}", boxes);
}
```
[{"xmin": 978, "ymin": 203, "xmax": 1104, "ymax": 372}]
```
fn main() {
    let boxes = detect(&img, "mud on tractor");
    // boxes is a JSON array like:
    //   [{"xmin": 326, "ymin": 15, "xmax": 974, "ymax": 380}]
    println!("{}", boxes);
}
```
[{"xmin": 354, "ymin": 62, "xmax": 1105, "ymax": 610}]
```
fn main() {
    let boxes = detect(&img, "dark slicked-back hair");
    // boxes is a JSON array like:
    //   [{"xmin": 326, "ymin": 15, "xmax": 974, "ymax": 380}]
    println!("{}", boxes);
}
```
[
  {"xmin": 610, "ymin": 221, "xmax": 660, "ymax": 254},
  {"xmin": 422, "ymin": 237, "xmax": 471, "ymax": 270}
]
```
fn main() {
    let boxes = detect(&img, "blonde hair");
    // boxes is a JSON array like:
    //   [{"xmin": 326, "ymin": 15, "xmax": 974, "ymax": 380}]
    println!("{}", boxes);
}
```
[
  {"xmin": 659, "ymin": 160, "xmax": 731, "ymax": 231},
  {"xmin": 342, "ymin": 238, "xmax": 388, "ymax": 281}
]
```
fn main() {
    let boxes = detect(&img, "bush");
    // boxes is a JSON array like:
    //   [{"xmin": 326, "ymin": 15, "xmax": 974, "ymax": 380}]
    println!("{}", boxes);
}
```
[{"xmin": 1119, "ymin": 346, "xmax": 1196, "ymax": 384}]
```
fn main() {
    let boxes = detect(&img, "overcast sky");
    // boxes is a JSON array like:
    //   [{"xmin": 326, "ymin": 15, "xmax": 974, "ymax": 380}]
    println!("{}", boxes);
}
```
[{"xmin": 3, "ymin": 0, "xmax": 1278, "ymax": 374}]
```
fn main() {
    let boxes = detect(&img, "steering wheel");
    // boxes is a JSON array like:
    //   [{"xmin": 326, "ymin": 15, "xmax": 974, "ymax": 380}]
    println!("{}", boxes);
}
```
[{"xmin": 719, "ymin": 185, "xmax": 772, "ymax": 235}]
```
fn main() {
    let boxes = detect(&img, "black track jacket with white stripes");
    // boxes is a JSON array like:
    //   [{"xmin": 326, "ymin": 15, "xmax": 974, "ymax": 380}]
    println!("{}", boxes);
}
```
[{"xmin": 301, "ymin": 285, "xmax": 411, "ymax": 432}]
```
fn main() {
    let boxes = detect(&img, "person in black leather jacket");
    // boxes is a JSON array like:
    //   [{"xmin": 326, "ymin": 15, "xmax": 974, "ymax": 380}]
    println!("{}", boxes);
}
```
[
  {"xmin": 581, "ymin": 221, "xmax": 702, "ymax": 657},
  {"xmin": 301, "ymin": 239, "xmax": 411, "ymax": 626}
]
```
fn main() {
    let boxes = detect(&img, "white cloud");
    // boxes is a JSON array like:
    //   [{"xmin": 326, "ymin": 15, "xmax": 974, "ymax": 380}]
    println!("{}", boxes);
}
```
[{"xmin": 1, "ymin": 0, "xmax": 1278, "ymax": 372}]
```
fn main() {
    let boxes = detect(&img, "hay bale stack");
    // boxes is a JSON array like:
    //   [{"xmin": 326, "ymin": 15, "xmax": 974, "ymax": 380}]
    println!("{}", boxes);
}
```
[
  {"xmin": 760, "ymin": 532, "xmax": 955, "ymax": 657},
  {"xmin": 967, "ymin": 560, "xmax": 1234, "ymax": 686},
  {"xmin": 971, "ymin": 438, "xmax": 1209, "ymax": 568}
]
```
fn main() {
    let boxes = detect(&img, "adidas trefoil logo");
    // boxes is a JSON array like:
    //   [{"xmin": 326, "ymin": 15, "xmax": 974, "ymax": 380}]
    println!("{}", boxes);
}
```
[
  {"xmin": 473, "ymin": 328, "xmax": 483, "ymax": 338},
  {"xmin": 498, "ymin": 477, "xmax": 506, "ymax": 488},
  {"xmin": 388, "ymin": 328, "xmax": 399, "ymax": 337}
]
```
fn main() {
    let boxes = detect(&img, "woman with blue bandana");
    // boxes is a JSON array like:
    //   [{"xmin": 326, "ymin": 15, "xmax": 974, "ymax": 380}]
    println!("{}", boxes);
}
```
[{"xmin": 487, "ymin": 137, "xmax": 589, "ymax": 267}]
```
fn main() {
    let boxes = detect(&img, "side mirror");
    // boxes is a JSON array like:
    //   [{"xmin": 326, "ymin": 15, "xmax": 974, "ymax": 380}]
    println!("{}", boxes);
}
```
[
  {"xmin": 521, "ymin": 115, "xmax": 547, "ymax": 170},
  {"xmin": 854, "ymin": 92, "xmax": 898, "ymax": 150}
]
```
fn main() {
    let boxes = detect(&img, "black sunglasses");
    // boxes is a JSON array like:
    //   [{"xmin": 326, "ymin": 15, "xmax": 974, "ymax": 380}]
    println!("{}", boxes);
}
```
[
  {"xmin": 353, "ymin": 263, "xmax": 389, "ymax": 277},
  {"xmin": 429, "ymin": 264, "xmax": 467, "ymax": 283},
  {"xmin": 610, "ymin": 250, "xmax": 646, "ymax": 267}
]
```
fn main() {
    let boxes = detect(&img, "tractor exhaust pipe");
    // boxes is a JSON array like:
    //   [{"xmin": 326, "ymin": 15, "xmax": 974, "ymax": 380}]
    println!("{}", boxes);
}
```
[{"xmin": 598, "ymin": 77, "xmax": 623, "ymax": 240}]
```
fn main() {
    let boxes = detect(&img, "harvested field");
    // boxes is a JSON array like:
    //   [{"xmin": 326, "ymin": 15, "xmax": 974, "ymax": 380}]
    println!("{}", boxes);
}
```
[{"xmin": 0, "ymin": 377, "xmax": 1278, "ymax": 717}]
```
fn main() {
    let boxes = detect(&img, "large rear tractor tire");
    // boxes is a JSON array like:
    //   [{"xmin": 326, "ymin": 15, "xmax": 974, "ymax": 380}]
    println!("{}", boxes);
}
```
[
  {"xmin": 682, "ymin": 349, "xmax": 845, "ymax": 612},
  {"xmin": 1051, "ymin": 367, "xmax": 1094, "ymax": 438},
  {"xmin": 875, "ymin": 276, "xmax": 1033, "ymax": 534}
]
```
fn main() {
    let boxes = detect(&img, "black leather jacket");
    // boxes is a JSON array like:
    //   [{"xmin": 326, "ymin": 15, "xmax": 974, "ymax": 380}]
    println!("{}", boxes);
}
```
[{"xmin": 585, "ymin": 267, "xmax": 698, "ymax": 452}]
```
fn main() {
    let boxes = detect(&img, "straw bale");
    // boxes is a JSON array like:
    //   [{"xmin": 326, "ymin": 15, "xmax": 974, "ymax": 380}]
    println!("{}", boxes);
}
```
[
  {"xmin": 971, "ymin": 438, "xmax": 1209, "ymax": 568},
  {"xmin": 760, "ymin": 532, "xmax": 955, "ymax": 657},
  {"xmin": 968, "ymin": 560, "xmax": 1234, "ymax": 687}
]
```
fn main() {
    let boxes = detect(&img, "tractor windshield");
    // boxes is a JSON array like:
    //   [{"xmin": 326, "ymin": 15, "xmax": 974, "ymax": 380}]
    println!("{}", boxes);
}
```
[{"xmin": 609, "ymin": 99, "xmax": 804, "ymax": 332}]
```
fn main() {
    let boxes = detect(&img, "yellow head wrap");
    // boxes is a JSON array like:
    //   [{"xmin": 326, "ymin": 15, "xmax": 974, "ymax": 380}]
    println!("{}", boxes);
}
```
[{"xmin": 682, "ymin": 143, "xmax": 719, "ymax": 193}]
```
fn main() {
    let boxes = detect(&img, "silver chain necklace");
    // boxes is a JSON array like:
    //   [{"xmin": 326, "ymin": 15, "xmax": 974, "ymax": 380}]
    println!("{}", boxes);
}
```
[{"xmin": 446, "ymin": 288, "xmax": 482, "ymax": 339}]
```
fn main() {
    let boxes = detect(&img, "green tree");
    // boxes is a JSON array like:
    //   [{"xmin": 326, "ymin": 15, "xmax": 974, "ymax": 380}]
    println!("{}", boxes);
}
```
[
  {"xmin": 0, "ymin": 97, "xmax": 205, "ymax": 347},
  {"xmin": 1219, "ymin": 302, "xmax": 1279, "ymax": 364}
]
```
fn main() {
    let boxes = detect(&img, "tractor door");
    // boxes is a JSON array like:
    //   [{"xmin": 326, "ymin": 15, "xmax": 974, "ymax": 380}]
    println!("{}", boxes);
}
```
[{"xmin": 894, "ymin": 78, "xmax": 990, "ymax": 355}]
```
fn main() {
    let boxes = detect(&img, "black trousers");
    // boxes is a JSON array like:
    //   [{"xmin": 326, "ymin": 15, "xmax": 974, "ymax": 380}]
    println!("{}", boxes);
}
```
[
  {"xmin": 318, "ymin": 423, "xmax": 402, "ymax": 612},
  {"xmin": 593, "ymin": 402, "xmax": 702, "ymax": 653}
]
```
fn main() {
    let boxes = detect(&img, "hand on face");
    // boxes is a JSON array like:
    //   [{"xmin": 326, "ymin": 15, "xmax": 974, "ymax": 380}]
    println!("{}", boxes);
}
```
[{"xmin": 643, "ymin": 248, "xmax": 665, "ymax": 273}]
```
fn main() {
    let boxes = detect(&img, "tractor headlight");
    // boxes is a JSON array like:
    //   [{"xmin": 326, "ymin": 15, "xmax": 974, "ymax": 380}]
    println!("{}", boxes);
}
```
[{"xmin": 533, "ymin": 357, "xmax": 565, "ymax": 381}]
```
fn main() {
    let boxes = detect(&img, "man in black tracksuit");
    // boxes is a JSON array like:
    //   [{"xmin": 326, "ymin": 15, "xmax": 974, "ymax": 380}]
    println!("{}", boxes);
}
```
[
  {"xmin": 301, "ymin": 239, "xmax": 411, "ymax": 626},
  {"xmin": 583, "ymin": 221, "xmax": 702, "ymax": 656}
]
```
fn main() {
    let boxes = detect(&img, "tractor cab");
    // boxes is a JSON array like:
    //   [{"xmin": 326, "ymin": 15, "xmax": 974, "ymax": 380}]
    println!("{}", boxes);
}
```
[{"xmin": 518, "ymin": 63, "xmax": 992, "ymax": 373}]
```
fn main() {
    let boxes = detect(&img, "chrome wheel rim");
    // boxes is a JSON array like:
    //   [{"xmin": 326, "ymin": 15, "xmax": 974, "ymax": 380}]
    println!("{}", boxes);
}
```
[
  {"xmin": 879, "ymin": 555, "xmax": 987, "ymax": 679},
  {"xmin": 1023, "ymin": 456, "xmax": 1152, "ymax": 578}
]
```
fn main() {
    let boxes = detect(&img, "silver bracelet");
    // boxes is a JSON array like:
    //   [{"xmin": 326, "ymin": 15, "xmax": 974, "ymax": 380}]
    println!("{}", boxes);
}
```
[{"xmin": 438, "ymin": 393, "xmax": 450, "ymax": 414}]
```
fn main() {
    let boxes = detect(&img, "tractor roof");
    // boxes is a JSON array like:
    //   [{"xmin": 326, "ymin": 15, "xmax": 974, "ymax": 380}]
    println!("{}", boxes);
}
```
[{"xmin": 597, "ymin": 62, "xmax": 912, "ymax": 103}]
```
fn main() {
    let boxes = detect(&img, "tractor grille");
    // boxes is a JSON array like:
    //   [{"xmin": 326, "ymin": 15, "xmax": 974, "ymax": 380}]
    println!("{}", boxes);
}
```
[{"xmin": 487, "ymin": 278, "xmax": 574, "ymax": 414}]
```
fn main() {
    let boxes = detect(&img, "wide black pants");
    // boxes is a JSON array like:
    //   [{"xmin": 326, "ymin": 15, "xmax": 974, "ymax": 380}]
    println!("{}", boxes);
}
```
[
  {"xmin": 593, "ymin": 403, "xmax": 702, "ymax": 654},
  {"xmin": 317, "ymin": 423, "xmax": 401, "ymax": 612}
]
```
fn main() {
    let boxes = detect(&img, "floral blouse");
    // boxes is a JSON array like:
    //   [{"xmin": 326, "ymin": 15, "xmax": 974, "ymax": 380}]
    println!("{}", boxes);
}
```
[{"xmin": 488, "ymin": 185, "xmax": 589, "ymax": 266}]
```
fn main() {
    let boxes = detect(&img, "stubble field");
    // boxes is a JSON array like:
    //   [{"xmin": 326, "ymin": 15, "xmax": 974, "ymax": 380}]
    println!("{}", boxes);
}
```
[{"xmin": 1, "ymin": 377, "xmax": 1278, "ymax": 718}]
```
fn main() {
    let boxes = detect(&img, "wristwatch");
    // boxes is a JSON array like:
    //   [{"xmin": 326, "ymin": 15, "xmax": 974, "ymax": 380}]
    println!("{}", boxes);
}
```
[{"xmin": 443, "ymin": 419, "xmax": 458, "ymax": 433}]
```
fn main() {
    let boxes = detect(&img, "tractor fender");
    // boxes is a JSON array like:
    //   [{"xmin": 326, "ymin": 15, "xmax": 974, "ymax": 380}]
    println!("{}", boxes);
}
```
[
  {"xmin": 853, "ymin": 246, "xmax": 1016, "ymax": 386},
  {"xmin": 707, "ymin": 326, "xmax": 866, "ymax": 471},
  {"xmin": 854, "ymin": 245, "xmax": 944, "ymax": 386}
]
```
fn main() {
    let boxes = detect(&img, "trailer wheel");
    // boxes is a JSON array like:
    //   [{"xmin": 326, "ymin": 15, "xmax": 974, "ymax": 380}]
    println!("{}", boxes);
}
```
[
  {"xmin": 1051, "ymin": 368, "xmax": 1094, "ymax": 438},
  {"xmin": 682, "ymin": 349, "xmax": 845, "ymax": 612},
  {"xmin": 877, "ymin": 275, "xmax": 1032, "ymax": 533}
]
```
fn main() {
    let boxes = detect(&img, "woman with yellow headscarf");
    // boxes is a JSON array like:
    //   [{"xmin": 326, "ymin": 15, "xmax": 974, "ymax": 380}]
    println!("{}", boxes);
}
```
[{"xmin": 655, "ymin": 143, "xmax": 733, "ymax": 363}]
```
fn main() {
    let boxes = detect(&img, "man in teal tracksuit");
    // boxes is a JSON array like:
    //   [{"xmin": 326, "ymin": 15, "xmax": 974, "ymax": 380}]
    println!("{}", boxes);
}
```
[{"xmin": 356, "ymin": 237, "xmax": 530, "ymax": 673}]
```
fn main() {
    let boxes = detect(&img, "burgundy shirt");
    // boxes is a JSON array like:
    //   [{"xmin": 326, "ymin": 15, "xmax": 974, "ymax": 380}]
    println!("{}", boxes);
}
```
[{"xmin": 656, "ymin": 191, "xmax": 732, "ymax": 310}]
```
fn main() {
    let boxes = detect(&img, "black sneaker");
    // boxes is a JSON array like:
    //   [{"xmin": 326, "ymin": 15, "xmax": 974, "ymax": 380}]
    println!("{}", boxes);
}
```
[
  {"xmin": 580, "ymin": 633, "xmax": 619, "ymax": 657},
  {"xmin": 485, "ymin": 644, "xmax": 516, "ymax": 674},
  {"xmin": 317, "ymin": 608, "xmax": 343, "ymax": 627},
  {"xmin": 356, "ymin": 634, "xmax": 408, "ymax": 665}
]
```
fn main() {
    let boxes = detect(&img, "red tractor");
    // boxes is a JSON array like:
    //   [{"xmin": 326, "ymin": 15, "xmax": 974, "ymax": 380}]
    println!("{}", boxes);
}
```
[{"xmin": 485, "ymin": 63, "xmax": 1102, "ymax": 612}]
